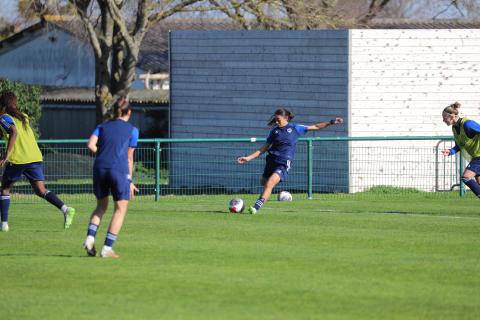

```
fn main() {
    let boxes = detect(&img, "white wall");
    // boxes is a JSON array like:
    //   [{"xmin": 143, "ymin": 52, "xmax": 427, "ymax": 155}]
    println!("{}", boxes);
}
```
[{"xmin": 349, "ymin": 29, "xmax": 480, "ymax": 192}]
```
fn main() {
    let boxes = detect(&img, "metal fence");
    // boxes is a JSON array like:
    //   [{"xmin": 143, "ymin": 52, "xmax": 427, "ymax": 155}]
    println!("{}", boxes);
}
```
[{"xmin": 0, "ymin": 136, "xmax": 465, "ymax": 200}]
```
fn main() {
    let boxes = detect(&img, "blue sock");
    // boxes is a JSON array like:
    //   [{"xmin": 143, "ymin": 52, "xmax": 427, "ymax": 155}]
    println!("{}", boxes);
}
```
[
  {"xmin": 104, "ymin": 232, "xmax": 118, "ymax": 248},
  {"xmin": 0, "ymin": 195, "xmax": 10, "ymax": 222},
  {"xmin": 462, "ymin": 177, "xmax": 480, "ymax": 197},
  {"xmin": 43, "ymin": 190, "xmax": 65, "ymax": 211},
  {"xmin": 254, "ymin": 197, "xmax": 265, "ymax": 210},
  {"xmin": 87, "ymin": 223, "xmax": 99, "ymax": 237}
]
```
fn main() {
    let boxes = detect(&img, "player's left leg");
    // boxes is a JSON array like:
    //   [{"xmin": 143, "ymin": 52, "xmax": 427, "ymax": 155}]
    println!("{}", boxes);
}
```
[
  {"xmin": 25, "ymin": 162, "xmax": 75, "ymax": 228},
  {"xmin": 100, "ymin": 200, "xmax": 129, "ymax": 258},
  {"xmin": 30, "ymin": 180, "xmax": 76, "ymax": 229}
]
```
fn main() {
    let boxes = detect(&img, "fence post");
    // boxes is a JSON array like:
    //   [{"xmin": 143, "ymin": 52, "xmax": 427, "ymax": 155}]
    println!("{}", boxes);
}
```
[
  {"xmin": 155, "ymin": 141, "xmax": 161, "ymax": 201},
  {"xmin": 307, "ymin": 139, "xmax": 313, "ymax": 200},
  {"xmin": 459, "ymin": 153, "xmax": 465, "ymax": 197}
]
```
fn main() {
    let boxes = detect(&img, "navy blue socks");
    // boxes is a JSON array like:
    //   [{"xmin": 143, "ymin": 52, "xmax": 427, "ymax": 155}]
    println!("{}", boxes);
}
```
[
  {"xmin": 43, "ymin": 190, "xmax": 66, "ymax": 212},
  {"xmin": 104, "ymin": 232, "xmax": 118, "ymax": 248},
  {"xmin": 254, "ymin": 197, "xmax": 265, "ymax": 211},
  {"xmin": 0, "ymin": 194, "xmax": 10, "ymax": 222},
  {"xmin": 87, "ymin": 223, "xmax": 99, "ymax": 237},
  {"xmin": 462, "ymin": 177, "xmax": 480, "ymax": 197}
]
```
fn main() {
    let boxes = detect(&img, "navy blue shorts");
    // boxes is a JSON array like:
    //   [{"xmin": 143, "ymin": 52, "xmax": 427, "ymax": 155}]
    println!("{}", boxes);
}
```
[
  {"xmin": 466, "ymin": 157, "xmax": 480, "ymax": 175},
  {"xmin": 262, "ymin": 156, "xmax": 291, "ymax": 182},
  {"xmin": 93, "ymin": 168, "xmax": 131, "ymax": 201},
  {"xmin": 2, "ymin": 162, "xmax": 45, "ymax": 184}
]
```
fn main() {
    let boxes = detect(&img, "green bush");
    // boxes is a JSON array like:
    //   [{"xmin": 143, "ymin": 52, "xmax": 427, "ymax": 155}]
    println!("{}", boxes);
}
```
[{"xmin": 0, "ymin": 78, "xmax": 41, "ymax": 136}]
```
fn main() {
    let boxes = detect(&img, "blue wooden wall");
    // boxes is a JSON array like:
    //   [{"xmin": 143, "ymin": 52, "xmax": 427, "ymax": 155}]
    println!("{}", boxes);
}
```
[{"xmin": 169, "ymin": 30, "xmax": 349, "ymax": 193}]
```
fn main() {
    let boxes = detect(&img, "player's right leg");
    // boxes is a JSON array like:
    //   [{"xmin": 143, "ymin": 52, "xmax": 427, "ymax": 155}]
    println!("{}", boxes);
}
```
[
  {"xmin": 462, "ymin": 166, "xmax": 480, "ymax": 197},
  {"xmin": 249, "ymin": 173, "xmax": 281, "ymax": 214},
  {"xmin": 1, "ymin": 165, "xmax": 21, "ymax": 231},
  {"xmin": 0, "ymin": 182, "xmax": 12, "ymax": 232},
  {"xmin": 83, "ymin": 197, "xmax": 108, "ymax": 257}
]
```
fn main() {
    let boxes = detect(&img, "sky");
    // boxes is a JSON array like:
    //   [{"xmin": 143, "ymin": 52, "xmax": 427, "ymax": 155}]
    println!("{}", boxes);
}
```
[
  {"xmin": 0, "ymin": 0, "xmax": 477, "ymax": 24},
  {"xmin": 0, "ymin": 0, "xmax": 18, "ymax": 22}
]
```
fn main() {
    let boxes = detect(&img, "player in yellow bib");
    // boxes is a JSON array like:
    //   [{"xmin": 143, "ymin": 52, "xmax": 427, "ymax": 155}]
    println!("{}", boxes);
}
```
[
  {"xmin": 0, "ymin": 91, "xmax": 76, "ymax": 232},
  {"xmin": 442, "ymin": 101, "xmax": 480, "ymax": 197}
]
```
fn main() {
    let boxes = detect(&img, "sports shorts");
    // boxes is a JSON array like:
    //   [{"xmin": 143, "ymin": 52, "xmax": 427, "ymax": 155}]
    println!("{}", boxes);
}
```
[
  {"xmin": 93, "ymin": 168, "xmax": 131, "ymax": 201},
  {"xmin": 2, "ymin": 161, "xmax": 45, "ymax": 183},
  {"xmin": 262, "ymin": 155, "xmax": 291, "ymax": 182}
]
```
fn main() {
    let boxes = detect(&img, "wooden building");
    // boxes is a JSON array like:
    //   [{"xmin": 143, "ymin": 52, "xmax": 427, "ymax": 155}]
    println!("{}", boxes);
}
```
[
  {"xmin": 169, "ymin": 24, "xmax": 480, "ymax": 193},
  {"xmin": 170, "ymin": 30, "xmax": 349, "ymax": 193}
]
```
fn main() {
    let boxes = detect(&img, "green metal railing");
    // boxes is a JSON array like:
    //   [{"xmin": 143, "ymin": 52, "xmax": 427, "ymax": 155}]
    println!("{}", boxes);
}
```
[{"xmin": 0, "ymin": 136, "xmax": 465, "ymax": 200}]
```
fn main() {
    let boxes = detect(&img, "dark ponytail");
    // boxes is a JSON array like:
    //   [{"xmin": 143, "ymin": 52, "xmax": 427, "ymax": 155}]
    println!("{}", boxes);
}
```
[
  {"xmin": 0, "ymin": 91, "xmax": 28, "ymax": 127},
  {"xmin": 268, "ymin": 107, "xmax": 295, "ymax": 127},
  {"xmin": 112, "ymin": 96, "xmax": 130, "ymax": 119}
]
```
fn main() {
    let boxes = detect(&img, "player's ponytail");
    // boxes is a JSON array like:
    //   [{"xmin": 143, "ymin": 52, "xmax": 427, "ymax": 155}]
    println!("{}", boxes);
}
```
[
  {"xmin": 268, "ymin": 108, "xmax": 295, "ymax": 127},
  {"xmin": 443, "ymin": 102, "xmax": 461, "ymax": 116},
  {"xmin": 0, "ymin": 90, "xmax": 28, "ymax": 127},
  {"xmin": 112, "ymin": 96, "xmax": 131, "ymax": 119}
]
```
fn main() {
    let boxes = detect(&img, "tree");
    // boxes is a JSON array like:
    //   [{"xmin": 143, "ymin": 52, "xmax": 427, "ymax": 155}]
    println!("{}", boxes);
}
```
[
  {"xmin": 207, "ymin": 0, "xmax": 395, "ymax": 29},
  {"xmin": 62, "ymin": 0, "xmax": 206, "ymax": 124},
  {"xmin": 0, "ymin": 79, "xmax": 42, "ymax": 136},
  {"xmin": 0, "ymin": 18, "xmax": 15, "ymax": 40}
]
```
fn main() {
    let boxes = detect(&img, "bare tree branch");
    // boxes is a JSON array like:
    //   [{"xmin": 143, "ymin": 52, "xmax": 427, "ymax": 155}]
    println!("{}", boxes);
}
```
[
  {"xmin": 69, "ymin": 0, "xmax": 103, "ymax": 59},
  {"xmin": 133, "ymin": 0, "xmax": 149, "ymax": 39},
  {"xmin": 148, "ymin": 0, "xmax": 200, "ymax": 22},
  {"xmin": 105, "ymin": 0, "xmax": 137, "ymax": 58},
  {"xmin": 433, "ymin": 0, "xmax": 464, "ymax": 19},
  {"xmin": 208, "ymin": 0, "xmax": 251, "ymax": 29},
  {"xmin": 358, "ymin": 0, "xmax": 391, "ymax": 24}
]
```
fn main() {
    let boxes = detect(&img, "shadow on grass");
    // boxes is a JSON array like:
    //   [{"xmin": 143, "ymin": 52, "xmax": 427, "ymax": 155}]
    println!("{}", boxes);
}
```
[{"xmin": 0, "ymin": 253, "xmax": 87, "ymax": 258}]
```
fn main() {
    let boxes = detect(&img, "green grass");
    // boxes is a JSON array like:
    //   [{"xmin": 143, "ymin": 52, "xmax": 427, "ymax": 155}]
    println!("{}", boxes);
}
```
[{"xmin": 1, "ymin": 194, "xmax": 479, "ymax": 320}]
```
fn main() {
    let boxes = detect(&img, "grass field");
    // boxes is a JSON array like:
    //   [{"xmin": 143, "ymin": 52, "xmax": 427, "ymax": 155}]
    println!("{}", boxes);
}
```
[{"xmin": 1, "ymin": 193, "xmax": 479, "ymax": 320}]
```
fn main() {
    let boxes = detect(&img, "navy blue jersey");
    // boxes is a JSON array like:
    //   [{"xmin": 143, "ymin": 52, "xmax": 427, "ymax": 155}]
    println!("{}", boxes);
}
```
[
  {"xmin": 92, "ymin": 119, "xmax": 139, "ymax": 174},
  {"xmin": 266, "ymin": 123, "xmax": 308, "ymax": 162}
]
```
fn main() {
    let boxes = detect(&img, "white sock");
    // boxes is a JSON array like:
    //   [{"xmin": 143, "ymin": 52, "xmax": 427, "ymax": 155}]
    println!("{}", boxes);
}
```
[
  {"xmin": 1, "ymin": 221, "xmax": 8, "ymax": 227},
  {"xmin": 102, "ymin": 245, "xmax": 112, "ymax": 252},
  {"xmin": 61, "ymin": 205, "xmax": 68, "ymax": 214},
  {"xmin": 86, "ymin": 235, "xmax": 95, "ymax": 243}
]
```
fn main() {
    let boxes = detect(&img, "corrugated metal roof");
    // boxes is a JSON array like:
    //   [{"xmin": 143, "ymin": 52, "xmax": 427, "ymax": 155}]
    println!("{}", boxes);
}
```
[
  {"xmin": 368, "ymin": 19, "xmax": 480, "ymax": 29},
  {"xmin": 41, "ymin": 87, "xmax": 169, "ymax": 104}
]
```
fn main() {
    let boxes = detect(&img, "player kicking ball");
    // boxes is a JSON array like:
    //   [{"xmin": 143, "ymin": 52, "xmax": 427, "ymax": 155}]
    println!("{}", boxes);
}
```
[
  {"xmin": 83, "ymin": 97, "xmax": 138, "ymax": 258},
  {"xmin": 237, "ymin": 108, "xmax": 343, "ymax": 214},
  {"xmin": 0, "ymin": 91, "xmax": 75, "ymax": 231}
]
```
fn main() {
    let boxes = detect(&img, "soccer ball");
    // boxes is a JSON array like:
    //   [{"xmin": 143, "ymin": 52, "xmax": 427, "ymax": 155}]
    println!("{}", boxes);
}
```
[
  {"xmin": 228, "ymin": 198, "xmax": 245, "ymax": 213},
  {"xmin": 277, "ymin": 191, "xmax": 293, "ymax": 202}
]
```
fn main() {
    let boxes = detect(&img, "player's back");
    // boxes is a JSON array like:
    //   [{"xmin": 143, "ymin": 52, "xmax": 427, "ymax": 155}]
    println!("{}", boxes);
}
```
[{"xmin": 94, "ymin": 119, "xmax": 135, "ymax": 173}]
